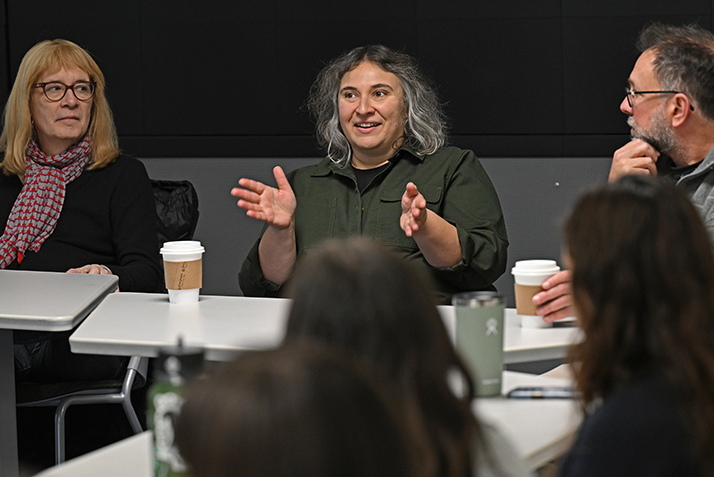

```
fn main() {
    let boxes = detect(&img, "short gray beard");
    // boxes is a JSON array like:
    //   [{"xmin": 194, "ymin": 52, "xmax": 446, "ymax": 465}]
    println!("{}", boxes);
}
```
[{"xmin": 627, "ymin": 107, "xmax": 680, "ymax": 156}]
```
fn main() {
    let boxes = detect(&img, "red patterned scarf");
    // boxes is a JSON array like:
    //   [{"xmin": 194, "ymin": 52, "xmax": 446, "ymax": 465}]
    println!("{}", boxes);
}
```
[{"xmin": 0, "ymin": 136, "xmax": 92, "ymax": 268}]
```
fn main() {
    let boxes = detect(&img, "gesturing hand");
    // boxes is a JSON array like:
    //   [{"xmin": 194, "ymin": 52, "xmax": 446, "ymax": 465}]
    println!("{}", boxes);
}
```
[
  {"xmin": 231, "ymin": 166, "xmax": 297, "ymax": 229},
  {"xmin": 400, "ymin": 182, "xmax": 427, "ymax": 237}
]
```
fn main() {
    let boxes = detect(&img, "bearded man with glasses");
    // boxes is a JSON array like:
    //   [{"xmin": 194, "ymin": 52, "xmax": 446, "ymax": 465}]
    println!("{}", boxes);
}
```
[
  {"xmin": 533, "ymin": 22, "xmax": 714, "ymax": 324},
  {"xmin": 610, "ymin": 23, "xmax": 714, "ymax": 225}
]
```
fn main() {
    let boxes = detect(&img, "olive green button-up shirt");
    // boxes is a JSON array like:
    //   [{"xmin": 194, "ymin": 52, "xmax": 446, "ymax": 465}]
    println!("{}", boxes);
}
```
[{"xmin": 238, "ymin": 146, "xmax": 508, "ymax": 303}]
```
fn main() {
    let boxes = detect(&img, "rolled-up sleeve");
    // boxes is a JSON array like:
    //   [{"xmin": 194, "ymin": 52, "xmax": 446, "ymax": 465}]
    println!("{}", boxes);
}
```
[{"xmin": 429, "ymin": 149, "xmax": 508, "ymax": 295}]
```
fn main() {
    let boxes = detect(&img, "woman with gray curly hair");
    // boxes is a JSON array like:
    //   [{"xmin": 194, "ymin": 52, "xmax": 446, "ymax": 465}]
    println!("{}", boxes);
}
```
[
  {"xmin": 234, "ymin": 45, "xmax": 507, "ymax": 303},
  {"xmin": 307, "ymin": 44, "xmax": 448, "ymax": 166}
]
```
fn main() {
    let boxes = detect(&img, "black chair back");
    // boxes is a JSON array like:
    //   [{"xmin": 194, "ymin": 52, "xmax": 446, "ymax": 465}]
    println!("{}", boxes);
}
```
[{"xmin": 151, "ymin": 180, "xmax": 200, "ymax": 251}]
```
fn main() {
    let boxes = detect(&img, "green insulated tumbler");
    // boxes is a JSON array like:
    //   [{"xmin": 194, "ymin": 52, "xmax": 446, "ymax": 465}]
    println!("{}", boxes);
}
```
[{"xmin": 452, "ymin": 291, "xmax": 505, "ymax": 397}]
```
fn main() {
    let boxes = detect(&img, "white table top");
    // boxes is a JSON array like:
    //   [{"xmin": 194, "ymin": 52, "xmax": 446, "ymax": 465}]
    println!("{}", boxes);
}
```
[
  {"xmin": 34, "ymin": 430, "xmax": 152, "ymax": 477},
  {"xmin": 0, "ymin": 269, "xmax": 118, "ymax": 331},
  {"xmin": 71, "ymin": 293, "xmax": 291, "ymax": 361},
  {"xmin": 66, "ymin": 294, "xmax": 582, "ymax": 473},
  {"xmin": 439, "ymin": 306, "xmax": 581, "ymax": 364},
  {"xmin": 0, "ymin": 269, "xmax": 119, "ymax": 477},
  {"xmin": 33, "ymin": 371, "xmax": 580, "ymax": 475},
  {"xmin": 479, "ymin": 371, "xmax": 581, "ymax": 470},
  {"xmin": 70, "ymin": 294, "xmax": 581, "ymax": 364}
]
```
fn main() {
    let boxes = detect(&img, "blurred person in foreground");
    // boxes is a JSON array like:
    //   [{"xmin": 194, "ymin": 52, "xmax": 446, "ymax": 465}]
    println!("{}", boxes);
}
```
[
  {"xmin": 535, "ymin": 22, "xmax": 714, "ymax": 322},
  {"xmin": 283, "ymin": 237, "xmax": 531, "ymax": 477},
  {"xmin": 558, "ymin": 175, "xmax": 714, "ymax": 477},
  {"xmin": 233, "ymin": 45, "xmax": 507, "ymax": 304},
  {"xmin": 176, "ymin": 342, "xmax": 425, "ymax": 477}
]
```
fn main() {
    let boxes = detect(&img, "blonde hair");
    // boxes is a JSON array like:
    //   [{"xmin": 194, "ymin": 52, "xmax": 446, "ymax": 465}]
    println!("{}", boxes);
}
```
[{"xmin": 0, "ymin": 39, "xmax": 120, "ymax": 176}]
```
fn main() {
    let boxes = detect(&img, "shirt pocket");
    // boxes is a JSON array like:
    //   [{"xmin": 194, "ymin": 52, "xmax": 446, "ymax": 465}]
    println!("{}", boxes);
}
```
[
  {"xmin": 294, "ymin": 196, "xmax": 338, "ymax": 249},
  {"xmin": 375, "ymin": 185, "xmax": 442, "ymax": 250}
]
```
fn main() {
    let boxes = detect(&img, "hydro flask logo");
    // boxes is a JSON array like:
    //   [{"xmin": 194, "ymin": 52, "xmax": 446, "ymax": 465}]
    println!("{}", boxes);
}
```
[{"xmin": 485, "ymin": 318, "xmax": 499, "ymax": 336}]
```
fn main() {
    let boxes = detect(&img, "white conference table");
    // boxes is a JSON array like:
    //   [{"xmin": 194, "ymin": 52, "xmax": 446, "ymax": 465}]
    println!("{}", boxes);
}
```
[
  {"xmin": 35, "ymin": 430, "xmax": 153, "ymax": 477},
  {"xmin": 70, "ymin": 294, "xmax": 292, "ymax": 361},
  {"xmin": 0, "ymin": 270, "xmax": 118, "ymax": 477},
  {"xmin": 70, "ymin": 293, "xmax": 581, "ymax": 364},
  {"xmin": 438, "ymin": 306, "xmax": 581, "ymax": 364},
  {"xmin": 69, "ymin": 293, "xmax": 582, "ymax": 470},
  {"xmin": 477, "ymin": 371, "xmax": 580, "ymax": 470},
  {"xmin": 35, "ymin": 371, "xmax": 580, "ymax": 475}
]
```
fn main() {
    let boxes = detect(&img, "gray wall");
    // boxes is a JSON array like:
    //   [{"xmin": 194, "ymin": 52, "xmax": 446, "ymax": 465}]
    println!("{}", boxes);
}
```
[
  {"xmin": 483, "ymin": 158, "xmax": 612, "ymax": 306},
  {"xmin": 142, "ymin": 157, "xmax": 612, "ymax": 306}
]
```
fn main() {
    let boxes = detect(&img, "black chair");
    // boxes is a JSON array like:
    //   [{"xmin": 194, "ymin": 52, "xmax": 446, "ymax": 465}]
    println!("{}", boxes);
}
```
[
  {"xmin": 16, "ymin": 179, "xmax": 199, "ymax": 464},
  {"xmin": 152, "ymin": 179, "xmax": 200, "ymax": 253}
]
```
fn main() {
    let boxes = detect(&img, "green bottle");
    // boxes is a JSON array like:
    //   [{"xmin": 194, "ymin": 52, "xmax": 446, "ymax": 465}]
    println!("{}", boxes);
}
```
[{"xmin": 148, "ymin": 342, "xmax": 204, "ymax": 477}]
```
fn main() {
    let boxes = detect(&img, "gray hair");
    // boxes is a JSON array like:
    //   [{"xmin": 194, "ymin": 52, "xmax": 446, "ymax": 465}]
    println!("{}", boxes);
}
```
[
  {"xmin": 306, "ymin": 45, "xmax": 448, "ymax": 166},
  {"xmin": 637, "ymin": 23, "xmax": 714, "ymax": 122}
]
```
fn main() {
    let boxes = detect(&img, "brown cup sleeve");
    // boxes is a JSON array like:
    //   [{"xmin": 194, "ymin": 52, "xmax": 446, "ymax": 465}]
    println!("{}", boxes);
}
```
[
  {"xmin": 164, "ymin": 259, "xmax": 202, "ymax": 290},
  {"xmin": 514, "ymin": 284, "xmax": 542, "ymax": 315}
]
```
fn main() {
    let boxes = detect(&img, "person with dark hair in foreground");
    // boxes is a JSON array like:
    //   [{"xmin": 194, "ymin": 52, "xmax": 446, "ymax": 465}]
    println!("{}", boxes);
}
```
[
  {"xmin": 176, "ymin": 342, "xmax": 425, "ymax": 477},
  {"xmin": 558, "ymin": 176, "xmax": 714, "ymax": 477},
  {"xmin": 234, "ymin": 44, "xmax": 507, "ymax": 304},
  {"xmin": 284, "ymin": 238, "xmax": 531, "ymax": 477}
]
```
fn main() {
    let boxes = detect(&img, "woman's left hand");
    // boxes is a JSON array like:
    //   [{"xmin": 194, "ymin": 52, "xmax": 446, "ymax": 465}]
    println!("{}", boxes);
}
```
[
  {"xmin": 67, "ymin": 264, "xmax": 113, "ymax": 275},
  {"xmin": 67, "ymin": 264, "xmax": 119, "ymax": 291},
  {"xmin": 399, "ymin": 182, "xmax": 462, "ymax": 268}
]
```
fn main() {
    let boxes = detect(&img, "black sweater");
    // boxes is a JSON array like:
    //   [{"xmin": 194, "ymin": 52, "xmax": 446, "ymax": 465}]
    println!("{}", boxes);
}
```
[
  {"xmin": 0, "ymin": 155, "xmax": 162, "ymax": 292},
  {"xmin": 559, "ymin": 374, "xmax": 695, "ymax": 477}
]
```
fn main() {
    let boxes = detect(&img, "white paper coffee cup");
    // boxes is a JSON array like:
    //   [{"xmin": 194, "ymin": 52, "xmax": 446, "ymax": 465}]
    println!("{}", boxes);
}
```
[
  {"xmin": 160, "ymin": 241, "xmax": 205, "ymax": 304},
  {"xmin": 511, "ymin": 259, "xmax": 560, "ymax": 328}
]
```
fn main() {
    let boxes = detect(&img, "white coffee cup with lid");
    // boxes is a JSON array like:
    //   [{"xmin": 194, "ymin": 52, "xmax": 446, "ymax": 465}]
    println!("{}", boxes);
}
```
[
  {"xmin": 160, "ymin": 241, "xmax": 205, "ymax": 304},
  {"xmin": 511, "ymin": 259, "xmax": 560, "ymax": 328}
]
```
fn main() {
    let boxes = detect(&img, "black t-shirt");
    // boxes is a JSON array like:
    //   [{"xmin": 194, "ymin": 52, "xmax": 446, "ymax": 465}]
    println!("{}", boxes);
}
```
[
  {"xmin": 657, "ymin": 155, "xmax": 702, "ymax": 182},
  {"xmin": 351, "ymin": 162, "xmax": 390, "ymax": 192}
]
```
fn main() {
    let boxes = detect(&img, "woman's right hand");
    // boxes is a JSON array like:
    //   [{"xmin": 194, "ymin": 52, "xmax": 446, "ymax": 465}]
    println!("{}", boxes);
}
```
[{"xmin": 231, "ymin": 166, "xmax": 296, "ymax": 229}]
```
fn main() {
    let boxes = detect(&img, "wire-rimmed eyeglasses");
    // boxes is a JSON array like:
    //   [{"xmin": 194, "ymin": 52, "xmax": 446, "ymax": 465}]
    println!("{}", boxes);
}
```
[
  {"xmin": 34, "ymin": 81, "xmax": 96, "ymax": 102},
  {"xmin": 625, "ymin": 89, "xmax": 680, "ymax": 108}
]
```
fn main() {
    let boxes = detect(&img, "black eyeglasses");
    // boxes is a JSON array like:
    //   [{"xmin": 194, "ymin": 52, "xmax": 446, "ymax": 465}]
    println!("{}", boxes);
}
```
[
  {"xmin": 625, "ymin": 89, "xmax": 684, "ymax": 108},
  {"xmin": 624, "ymin": 89, "xmax": 680, "ymax": 107},
  {"xmin": 34, "ymin": 81, "xmax": 96, "ymax": 102}
]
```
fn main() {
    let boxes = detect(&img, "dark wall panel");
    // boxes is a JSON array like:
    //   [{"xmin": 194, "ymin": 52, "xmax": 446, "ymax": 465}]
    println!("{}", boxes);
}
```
[
  {"xmin": 415, "ymin": 0, "xmax": 560, "ymax": 18},
  {"xmin": 7, "ymin": 1, "xmax": 144, "ymax": 136},
  {"xmin": 563, "ymin": 16, "xmax": 646, "ymax": 136},
  {"xmin": 562, "ymin": 0, "xmax": 710, "ymax": 16},
  {"xmin": 420, "ymin": 17, "xmax": 563, "ymax": 136},
  {"xmin": 140, "ymin": 20, "xmax": 279, "ymax": 136},
  {"xmin": 563, "ymin": 15, "xmax": 712, "ymax": 136},
  {"xmin": 138, "ymin": 1, "xmax": 278, "ymax": 136},
  {"xmin": 2, "ymin": 1, "xmax": 714, "ymax": 158}
]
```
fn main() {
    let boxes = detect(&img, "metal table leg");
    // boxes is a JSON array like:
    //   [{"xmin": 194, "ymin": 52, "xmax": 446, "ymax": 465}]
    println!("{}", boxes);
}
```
[{"xmin": 0, "ymin": 329, "xmax": 19, "ymax": 476}]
